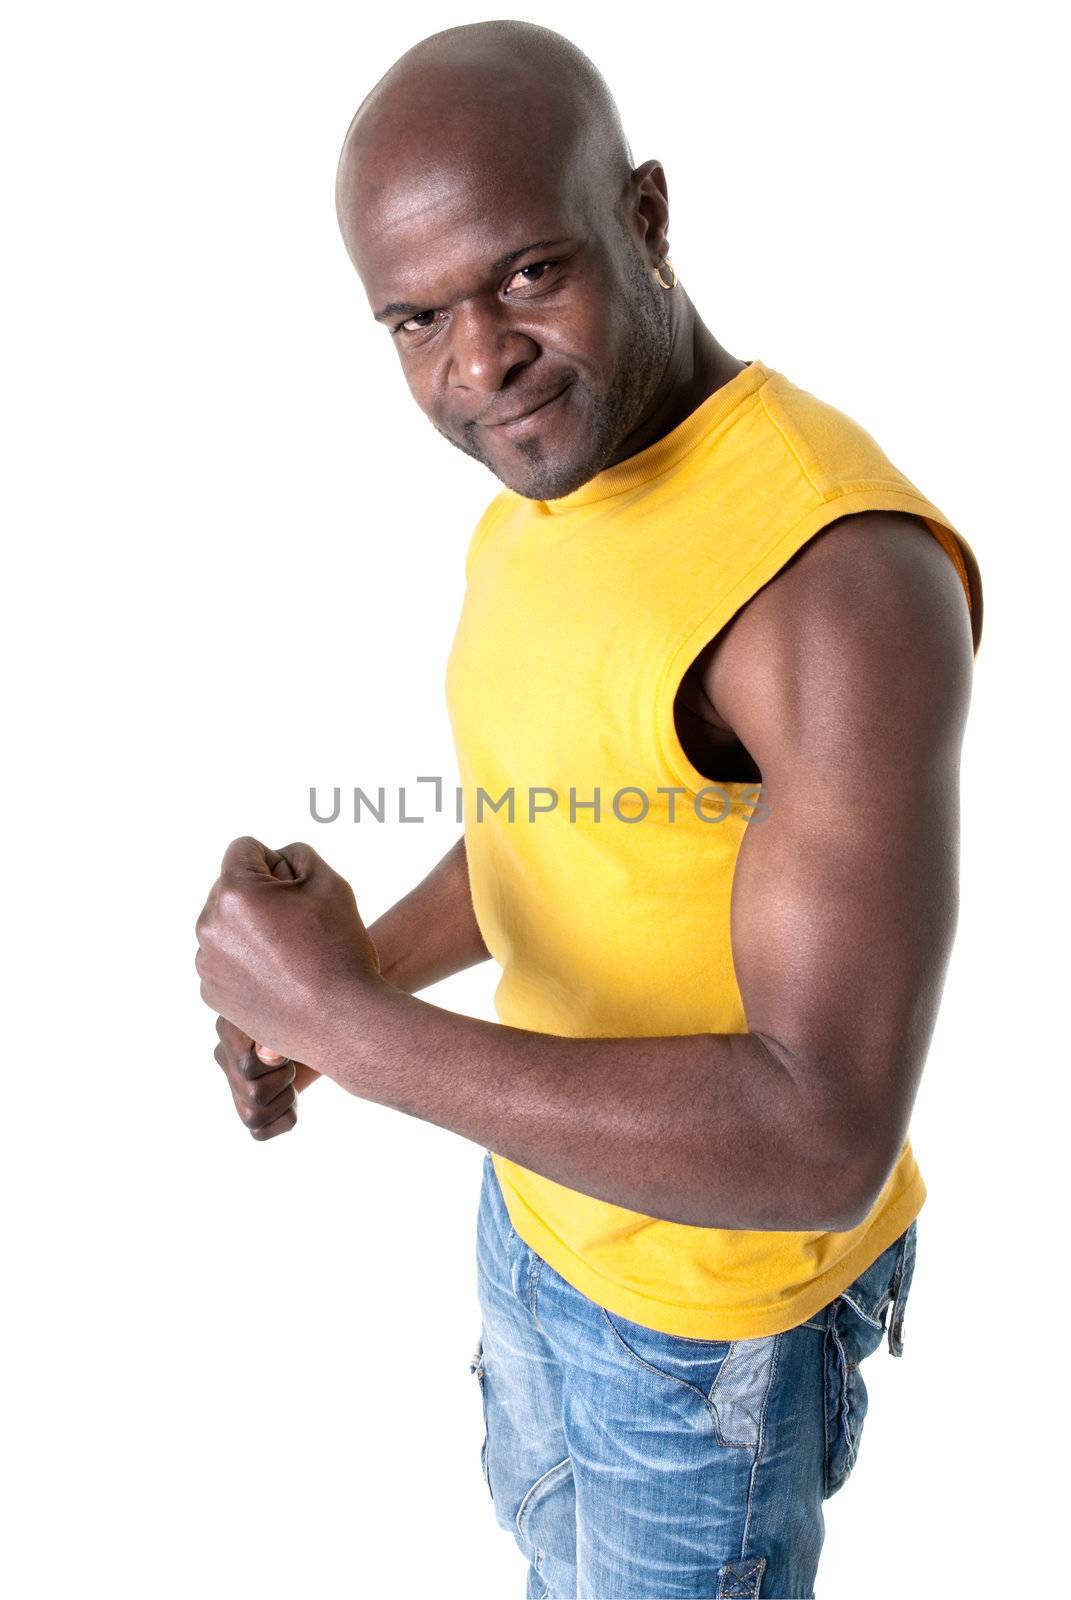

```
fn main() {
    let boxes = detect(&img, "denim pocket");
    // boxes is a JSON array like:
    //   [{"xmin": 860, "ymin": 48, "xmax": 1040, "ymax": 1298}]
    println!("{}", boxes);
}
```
[
  {"xmin": 600, "ymin": 1307, "xmax": 781, "ymax": 1452},
  {"xmin": 822, "ymin": 1221, "xmax": 917, "ymax": 1498},
  {"xmin": 469, "ymin": 1331, "xmax": 493, "ymax": 1502},
  {"xmin": 600, "ymin": 1306, "xmax": 733, "ymax": 1390}
]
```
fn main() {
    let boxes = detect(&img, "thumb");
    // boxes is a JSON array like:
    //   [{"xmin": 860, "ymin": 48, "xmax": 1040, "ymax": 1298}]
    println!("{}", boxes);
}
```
[
  {"xmin": 255, "ymin": 1044, "xmax": 289, "ymax": 1066},
  {"xmin": 270, "ymin": 841, "xmax": 327, "ymax": 882},
  {"xmin": 266, "ymin": 850, "xmax": 296, "ymax": 882}
]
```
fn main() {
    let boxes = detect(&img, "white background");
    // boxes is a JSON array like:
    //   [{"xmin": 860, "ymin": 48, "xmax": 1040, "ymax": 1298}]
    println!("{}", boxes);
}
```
[{"xmin": 3, "ymin": 3, "xmax": 1065, "ymax": 1595}]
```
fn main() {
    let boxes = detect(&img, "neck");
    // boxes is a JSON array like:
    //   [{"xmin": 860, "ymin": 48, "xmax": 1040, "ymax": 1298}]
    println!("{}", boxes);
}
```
[{"xmin": 606, "ymin": 299, "xmax": 746, "ymax": 467}]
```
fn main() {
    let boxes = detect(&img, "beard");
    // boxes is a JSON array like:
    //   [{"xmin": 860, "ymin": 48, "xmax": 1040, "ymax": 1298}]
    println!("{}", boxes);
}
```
[{"xmin": 440, "ymin": 226, "xmax": 675, "ymax": 502}]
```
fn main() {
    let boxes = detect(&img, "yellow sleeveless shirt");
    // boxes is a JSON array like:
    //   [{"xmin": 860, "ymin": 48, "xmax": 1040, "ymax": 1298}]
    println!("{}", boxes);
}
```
[{"xmin": 444, "ymin": 359, "xmax": 983, "ymax": 1339}]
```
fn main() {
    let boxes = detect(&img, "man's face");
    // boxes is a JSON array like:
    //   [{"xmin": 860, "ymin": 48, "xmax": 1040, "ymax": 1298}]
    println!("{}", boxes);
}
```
[{"xmin": 339, "ymin": 154, "xmax": 673, "ymax": 501}]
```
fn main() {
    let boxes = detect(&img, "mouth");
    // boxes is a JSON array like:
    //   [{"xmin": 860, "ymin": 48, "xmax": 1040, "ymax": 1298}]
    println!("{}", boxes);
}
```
[{"xmin": 482, "ymin": 381, "xmax": 572, "ymax": 435}]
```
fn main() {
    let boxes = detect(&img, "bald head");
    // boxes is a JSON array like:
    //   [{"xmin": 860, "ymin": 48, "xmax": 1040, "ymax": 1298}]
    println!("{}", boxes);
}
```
[
  {"xmin": 337, "ymin": 21, "xmax": 634, "ymax": 258},
  {"xmin": 334, "ymin": 22, "xmax": 680, "ymax": 501}
]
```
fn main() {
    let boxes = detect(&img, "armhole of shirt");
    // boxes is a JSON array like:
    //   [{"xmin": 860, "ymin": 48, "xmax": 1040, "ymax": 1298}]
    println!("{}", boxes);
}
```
[
  {"xmin": 756, "ymin": 376, "xmax": 984, "ymax": 659},
  {"xmin": 652, "ymin": 488, "xmax": 984, "ymax": 800}
]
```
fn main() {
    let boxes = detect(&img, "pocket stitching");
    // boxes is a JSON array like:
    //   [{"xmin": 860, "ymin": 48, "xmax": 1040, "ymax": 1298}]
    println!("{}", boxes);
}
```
[
  {"xmin": 515, "ymin": 1454, "xmax": 572, "ymax": 1544},
  {"xmin": 708, "ymin": 1336, "xmax": 780, "ymax": 1451},
  {"xmin": 599, "ymin": 1306, "xmax": 721, "ymax": 1411}
]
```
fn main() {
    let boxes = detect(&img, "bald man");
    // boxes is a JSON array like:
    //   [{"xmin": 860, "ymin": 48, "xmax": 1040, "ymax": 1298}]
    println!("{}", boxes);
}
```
[{"xmin": 196, "ymin": 20, "xmax": 984, "ymax": 1599}]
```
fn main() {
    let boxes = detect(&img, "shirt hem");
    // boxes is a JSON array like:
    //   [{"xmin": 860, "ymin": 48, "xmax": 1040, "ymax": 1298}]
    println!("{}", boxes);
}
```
[{"xmin": 490, "ymin": 1154, "xmax": 927, "ymax": 1340}]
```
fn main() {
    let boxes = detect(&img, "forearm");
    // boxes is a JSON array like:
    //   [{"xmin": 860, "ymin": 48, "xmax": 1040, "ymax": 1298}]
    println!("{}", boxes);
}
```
[
  {"xmin": 368, "ymin": 834, "xmax": 491, "ymax": 993},
  {"xmin": 295, "ymin": 836, "xmax": 490, "ymax": 1091},
  {"xmin": 303, "ymin": 980, "xmax": 871, "ymax": 1231}
]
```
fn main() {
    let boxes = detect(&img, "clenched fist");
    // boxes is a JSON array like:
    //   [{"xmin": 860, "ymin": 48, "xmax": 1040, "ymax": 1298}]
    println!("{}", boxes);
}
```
[
  {"xmin": 195, "ymin": 836, "xmax": 381, "ymax": 1072},
  {"xmin": 214, "ymin": 1017, "xmax": 301, "ymax": 1140}
]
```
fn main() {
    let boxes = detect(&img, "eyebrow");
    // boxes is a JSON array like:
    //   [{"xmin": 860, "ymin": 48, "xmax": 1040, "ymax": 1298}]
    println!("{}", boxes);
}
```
[{"xmin": 372, "ymin": 239, "xmax": 570, "ymax": 323}]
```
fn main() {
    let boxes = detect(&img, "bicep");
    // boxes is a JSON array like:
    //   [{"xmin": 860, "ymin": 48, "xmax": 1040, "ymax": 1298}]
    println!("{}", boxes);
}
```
[{"xmin": 718, "ymin": 514, "xmax": 975, "ymax": 1195}]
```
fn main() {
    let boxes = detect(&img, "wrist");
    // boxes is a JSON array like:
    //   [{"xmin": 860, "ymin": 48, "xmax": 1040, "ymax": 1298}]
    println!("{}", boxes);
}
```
[{"xmin": 300, "ymin": 968, "xmax": 398, "ymax": 1093}]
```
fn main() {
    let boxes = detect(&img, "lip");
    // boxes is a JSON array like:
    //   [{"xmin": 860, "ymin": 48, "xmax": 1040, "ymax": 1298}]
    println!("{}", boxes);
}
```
[{"xmin": 483, "ymin": 382, "xmax": 571, "ymax": 433}]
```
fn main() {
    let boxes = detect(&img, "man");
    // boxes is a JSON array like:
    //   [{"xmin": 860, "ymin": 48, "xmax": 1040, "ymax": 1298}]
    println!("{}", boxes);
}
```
[{"xmin": 196, "ymin": 19, "xmax": 983, "ymax": 1599}]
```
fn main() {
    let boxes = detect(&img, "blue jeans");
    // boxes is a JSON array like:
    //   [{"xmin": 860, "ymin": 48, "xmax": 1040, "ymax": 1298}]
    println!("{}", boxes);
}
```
[{"xmin": 469, "ymin": 1150, "xmax": 916, "ymax": 1599}]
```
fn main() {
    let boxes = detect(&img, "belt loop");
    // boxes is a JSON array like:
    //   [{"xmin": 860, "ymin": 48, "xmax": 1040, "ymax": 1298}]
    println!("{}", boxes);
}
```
[{"xmin": 887, "ymin": 1220, "xmax": 917, "ymax": 1356}]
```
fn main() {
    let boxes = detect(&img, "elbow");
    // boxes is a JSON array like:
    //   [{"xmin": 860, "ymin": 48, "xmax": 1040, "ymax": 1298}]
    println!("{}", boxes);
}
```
[
  {"xmin": 819, "ymin": 1139, "xmax": 903, "ymax": 1233},
  {"xmin": 715, "ymin": 1162, "xmax": 892, "ymax": 1234},
  {"xmin": 820, "ymin": 1190, "xmax": 879, "ymax": 1235},
  {"xmin": 767, "ymin": 1113, "xmax": 904, "ymax": 1234},
  {"xmin": 767, "ymin": 1175, "xmax": 886, "ymax": 1236},
  {"xmin": 732, "ymin": 1034, "xmax": 910, "ymax": 1232}
]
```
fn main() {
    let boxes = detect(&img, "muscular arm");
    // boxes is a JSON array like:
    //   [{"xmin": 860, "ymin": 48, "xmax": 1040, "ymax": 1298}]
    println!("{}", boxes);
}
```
[
  {"xmin": 203, "ymin": 512, "xmax": 975, "ymax": 1227},
  {"xmin": 709, "ymin": 512, "xmax": 975, "ymax": 1212}
]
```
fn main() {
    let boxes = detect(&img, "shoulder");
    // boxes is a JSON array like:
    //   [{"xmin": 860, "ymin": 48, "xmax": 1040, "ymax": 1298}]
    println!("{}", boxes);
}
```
[
  {"xmin": 464, "ymin": 488, "xmax": 518, "ymax": 580},
  {"xmin": 702, "ymin": 510, "xmax": 976, "ymax": 766}
]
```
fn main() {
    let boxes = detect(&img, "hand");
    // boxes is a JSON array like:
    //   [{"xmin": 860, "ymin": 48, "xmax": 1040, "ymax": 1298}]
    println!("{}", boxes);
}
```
[
  {"xmin": 214, "ymin": 1018, "xmax": 300, "ymax": 1141},
  {"xmin": 195, "ymin": 837, "xmax": 381, "ymax": 1065}
]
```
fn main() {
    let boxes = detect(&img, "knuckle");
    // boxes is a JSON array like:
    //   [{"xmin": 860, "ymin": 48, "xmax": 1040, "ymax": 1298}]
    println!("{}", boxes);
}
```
[
  {"xmin": 234, "ymin": 1051, "xmax": 260, "ymax": 1082},
  {"xmin": 219, "ymin": 1016, "xmax": 253, "ymax": 1051},
  {"xmin": 251, "ymin": 1107, "xmax": 297, "ymax": 1141},
  {"xmin": 216, "ymin": 883, "xmax": 246, "ymax": 917}
]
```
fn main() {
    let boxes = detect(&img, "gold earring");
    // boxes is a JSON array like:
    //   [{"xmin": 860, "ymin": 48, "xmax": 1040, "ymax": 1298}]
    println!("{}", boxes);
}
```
[{"xmin": 654, "ymin": 256, "xmax": 677, "ymax": 289}]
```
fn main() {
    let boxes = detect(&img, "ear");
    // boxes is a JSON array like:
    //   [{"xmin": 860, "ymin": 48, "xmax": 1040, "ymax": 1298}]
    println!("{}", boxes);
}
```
[{"xmin": 625, "ymin": 158, "xmax": 670, "ymax": 268}]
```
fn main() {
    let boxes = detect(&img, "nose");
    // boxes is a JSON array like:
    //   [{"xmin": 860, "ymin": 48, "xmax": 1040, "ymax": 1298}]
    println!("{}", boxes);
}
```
[{"xmin": 448, "ymin": 300, "xmax": 539, "ymax": 394}]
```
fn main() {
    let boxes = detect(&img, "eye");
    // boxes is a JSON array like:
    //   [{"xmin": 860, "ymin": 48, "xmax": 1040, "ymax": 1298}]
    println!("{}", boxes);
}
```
[
  {"xmin": 392, "ymin": 259, "xmax": 561, "ymax": 337},
  {"xmin": 504, "ymin": 260, "xmax": 559, "ymax": 293},
  {"xmin": 396, "ymin": 309, "xmax": 439, "ymax": 335}
]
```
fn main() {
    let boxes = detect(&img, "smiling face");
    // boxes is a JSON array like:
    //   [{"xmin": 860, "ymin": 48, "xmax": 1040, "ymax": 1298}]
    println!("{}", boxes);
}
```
[{"xmin": 336, "ymin": 71, "xmax": 674, "ymax": 501}]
